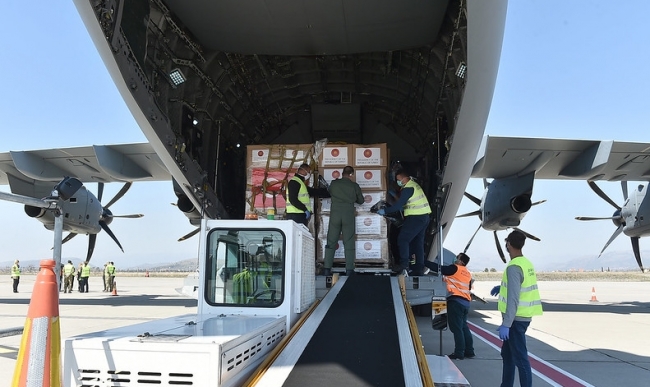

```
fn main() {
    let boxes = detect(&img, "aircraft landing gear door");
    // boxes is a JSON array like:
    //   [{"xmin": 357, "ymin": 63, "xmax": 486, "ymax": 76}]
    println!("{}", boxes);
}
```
[{"xmin": 431, "ymin": 295, "xmax": 448, "ymax": 356}]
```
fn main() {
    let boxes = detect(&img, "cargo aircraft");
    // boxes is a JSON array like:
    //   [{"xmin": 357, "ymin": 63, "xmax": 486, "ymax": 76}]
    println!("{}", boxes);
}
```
[{"xmin": 3, "ymin": 1, "xmax": 650, "ymax": 271}]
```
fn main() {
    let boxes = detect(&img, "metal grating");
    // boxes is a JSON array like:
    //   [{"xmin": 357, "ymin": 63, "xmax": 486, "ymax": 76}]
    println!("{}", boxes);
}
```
[{"xmin": 77, "ymin": 369, "xmax": 194, "ymax": 386}]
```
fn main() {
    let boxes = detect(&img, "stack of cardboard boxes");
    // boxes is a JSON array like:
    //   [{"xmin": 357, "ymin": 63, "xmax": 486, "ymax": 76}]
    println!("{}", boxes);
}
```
[
  {"xmin": 244, "ymin": 144, "xmax": 314, "ymax": 218},
  {"xmin": 316, "ymin": 143, "xmax": 390, "ymax": 268}
]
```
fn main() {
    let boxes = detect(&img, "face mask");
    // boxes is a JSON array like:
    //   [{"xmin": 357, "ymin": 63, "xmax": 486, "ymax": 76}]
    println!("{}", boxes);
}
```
[
  {"xmin": 397, "ymin": 180, "xmax": 404, "ymax": 187},
  {"xmin": 303, "ymin": 173, "xmax": 311, "ymax": 180}
]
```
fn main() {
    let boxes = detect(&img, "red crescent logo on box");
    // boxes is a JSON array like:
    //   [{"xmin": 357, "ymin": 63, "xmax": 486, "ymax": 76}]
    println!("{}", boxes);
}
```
[
  {"xmin": 332, "ymin": 170, "xmax": 341, "ymax": 179},
  {"xmin": 364, "ymin": 171, "xmax": 373, "ymax": 179},
  {"xmin": 331, "ymin": 148, "xmax": 340, "ymax": 157},
  {"xmin": 257, "ymin": 150, "xmax": 264, "ymax": 157},
  {"xmin": 364, "ymin": 242, "xmax": 372, "ymax": 250},
  {"xmin": 363, "ymin": 217, "xmax": 372, "ymax": 226},
  {"xmin": 364, "ymin": 194, "xmax": 372, "ymax": 203},
  {"xmin": 363, "ymin": 149, "xmax": 372, "ymax": 158}
]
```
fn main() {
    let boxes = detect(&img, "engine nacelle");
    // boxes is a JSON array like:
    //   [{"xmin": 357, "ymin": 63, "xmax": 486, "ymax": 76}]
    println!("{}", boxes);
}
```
[
  {"xmin": 510, "ymin": 194, "xmax": 532, "ymax": 214},
  {"xmin": 177, "ymin": 195, "xmax": 195, "ymax": 214},
  {"xmin": 25, "ymin": 205, "xmax": 46, "ymax": 218}
]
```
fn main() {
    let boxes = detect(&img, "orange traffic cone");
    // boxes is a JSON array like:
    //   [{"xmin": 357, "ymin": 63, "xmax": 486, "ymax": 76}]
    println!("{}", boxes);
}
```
[
  {"xmin": 12, "ymin": 259, "xmax": 62, "ymax": 386},
  {"xmin": 589, "ymin": 287, "xmax": 599, "ymax": 302},
  {"xmin": 112, "ymin": 281, "xmax": 118, "ymax": 296}
]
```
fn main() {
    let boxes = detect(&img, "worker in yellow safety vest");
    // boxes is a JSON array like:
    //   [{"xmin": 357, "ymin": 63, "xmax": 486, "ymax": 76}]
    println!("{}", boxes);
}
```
[
  {"xmin": 63, "ymin": 260, "xmax": 76, "ymax": 293},
  {"xmin": 378, "ymin": 169, "xmax": 431, "ymax": 276},
  {"xmin": 11, "ymin": 260, "xmax": 20, "ymax": 293},
  {"xmin": 285, "ymin": 163, "xmax": 329, "ymax": 226},
  {"xmin": 80, "ymin": 262, "xmax": 91, "ymax": 293},
  {"xmin": 490, "ymin": 230, "xmax": 543, "ymax": 387}
]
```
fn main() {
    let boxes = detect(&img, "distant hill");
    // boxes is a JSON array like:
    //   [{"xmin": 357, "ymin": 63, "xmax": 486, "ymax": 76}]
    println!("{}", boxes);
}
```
[{"xmin": 0, "ymin": 257, "xmax": 198, "ymax": 273}]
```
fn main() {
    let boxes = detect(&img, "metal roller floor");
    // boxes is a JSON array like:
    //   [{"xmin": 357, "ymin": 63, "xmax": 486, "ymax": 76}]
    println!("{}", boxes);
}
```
[{"xmin": 282, "ymin": 275, "xmax": 405, "ymax": 387}]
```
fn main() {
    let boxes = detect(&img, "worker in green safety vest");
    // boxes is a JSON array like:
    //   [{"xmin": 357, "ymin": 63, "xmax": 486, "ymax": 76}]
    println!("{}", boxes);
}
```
[{"xmin": 285, "ymin": 163, "xmax": 329, "ymax": 226}]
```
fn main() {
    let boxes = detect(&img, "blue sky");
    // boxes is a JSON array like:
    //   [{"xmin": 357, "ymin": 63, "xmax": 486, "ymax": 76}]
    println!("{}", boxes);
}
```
[{"xmin": 1, "ymin": 1, "xmax": 649, "ymax": 270}]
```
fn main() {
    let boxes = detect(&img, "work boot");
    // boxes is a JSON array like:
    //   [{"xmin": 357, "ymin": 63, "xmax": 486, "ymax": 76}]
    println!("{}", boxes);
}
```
[
  {"xmin": 321, "ymin": 268, "xmax": 332, "ymax": 276},
  {"xmin": 345, "ymin": 269, "xmax": 355, "ymax": 276}
]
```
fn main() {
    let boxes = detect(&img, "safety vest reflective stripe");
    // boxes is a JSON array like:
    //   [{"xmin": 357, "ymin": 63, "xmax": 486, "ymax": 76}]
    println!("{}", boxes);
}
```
[
  {"xmin": 11, "ymin": 265, "xmax": 20, "ymax": 277},
  {"xmin": 403, "ymin": 180, "xmax": 431, "ymax": 216},
  {"xmin": 497, "ymin": 256, "xmax": 543, "ymax": 317},
  {"xmin": 444, "ymin": 265, "xmax": 472, "ymax": 301},
  {"xmin": 286, "ymin": 176, "xmax": 312, "ymax": 213}
]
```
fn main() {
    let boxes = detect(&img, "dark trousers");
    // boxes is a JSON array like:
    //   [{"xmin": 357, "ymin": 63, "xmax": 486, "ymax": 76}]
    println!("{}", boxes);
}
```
[
  {"xmin": 286, "ymin": 212, "xmax": 308, "ymax": 226},
  {"xmin": 500, "ymin": 320, "xmax": 532, "ymax": 387},
  {"xmin": 80, "ymin": 277, "xmax": 89, "ymax": 293},
  {"xmin": 397, "ymin": 214, "xmax": 429, "ymax": 271},
  {"xmin": 447, "ymin": 300, "xmax": 474, "ymax": 358},
  {"xmin": 12, "ymin": 277, "xmax": 19, "ymax": 292}
]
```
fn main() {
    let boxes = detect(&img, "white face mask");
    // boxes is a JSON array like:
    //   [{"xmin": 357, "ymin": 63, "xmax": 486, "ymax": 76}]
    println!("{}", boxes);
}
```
[{"xmin": 302, "ymin": 172, "xmax": 311, "ymax": 180}]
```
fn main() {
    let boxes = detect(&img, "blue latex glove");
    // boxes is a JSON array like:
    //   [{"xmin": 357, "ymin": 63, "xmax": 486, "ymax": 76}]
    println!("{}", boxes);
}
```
[
  {"xmin": 377, "ymin": 209, "xmax": 386, "ymax": 215},
  {"xmin": 304, "ymin": 210, "xmax": 311, "ymax": 221},
  {"xmin": 490, "ymin": 285, "xmax": 501, "ymax": 297},
  {"xmin": 498, "ymin": 326, "xmax": 510, "ymax": 340}
]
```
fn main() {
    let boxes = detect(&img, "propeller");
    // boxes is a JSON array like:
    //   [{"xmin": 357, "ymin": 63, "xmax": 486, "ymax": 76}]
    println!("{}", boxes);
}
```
[
  {"xmin": 575, "ymin": 181, "xmax": 645, "ymax": 272},
  {"xmin": 459, "ymin": 186, "xmax": 542, "ymax": 263},
  {"xmin": 178, "ymin": 227, "xmax": 200, "ymax": 242},
  {"xmin": 70, "ymin": 182, "xmax": 143, "ymax": 263}
]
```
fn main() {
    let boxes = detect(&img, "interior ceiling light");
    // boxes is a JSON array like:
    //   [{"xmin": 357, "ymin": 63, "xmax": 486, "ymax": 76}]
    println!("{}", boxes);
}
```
[
  {"xmin": 169, "ymin": 68, "xmax": 186, "ymax": 86},
  {"xmin": 455, "ymin": 62, "xmax": 467, "ymax": 79}
]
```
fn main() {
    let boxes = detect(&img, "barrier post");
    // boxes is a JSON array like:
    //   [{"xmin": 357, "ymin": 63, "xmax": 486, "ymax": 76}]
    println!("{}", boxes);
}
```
[{"xmin": 12, "ymin": 259, "xmax": 62, "ymax": 387}]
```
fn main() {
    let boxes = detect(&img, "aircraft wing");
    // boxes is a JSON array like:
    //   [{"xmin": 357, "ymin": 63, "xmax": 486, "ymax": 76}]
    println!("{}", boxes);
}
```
[
  {"xmin": 472, "ymin": 135, "xmax": 650, "ymax": 181},
  {"xmin": 0, "ymin": 143, "xmax": 171, "ymax": 197}
]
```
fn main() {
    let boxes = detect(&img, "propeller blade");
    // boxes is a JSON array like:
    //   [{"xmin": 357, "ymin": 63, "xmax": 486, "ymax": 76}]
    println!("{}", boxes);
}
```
[
  {"xmin": 597, "ymin": 224, "xmax": 624, "ymax": 258},
  {"xmin": 621, "ymin": 181, "xmax": 628, "ymax": 201},
  {"xmin": 463, "ymin": 224, "xmax": 482, "ymax": 253},
  {"xmin": 588, "ymin": 181, "xmax": 621, "ymax": 210},
  {"xmin": 103, "ymin": 182, "xmax": 132, "ymax": 209},
  {"xmin": 463, "ymin": 192, "xmax": 482, "ymax": 206},
  {"xmin": 531, "ymin": 199, "xmax": 547, "ymax": 206},
  {"xmin": 575, "ymin": 216, "xmax": 619, "ymax": 221},
  {"xmin": 630, "ymin": 237, "xmax": 644, "ymax": 272},
  {"xmin": 178, "ymin": 228, "xmax": 201, "ymax": 242},
  {"xmin": 97, "ymin": 182, "xmax": 104, "ymax": 203},
  {"xmin": 111, "ymin": 214, "xmax": 144, "ymax": 218},
  {"xmin": 61, "ymin": 232, "xmax": 78, "ymax": 244},
  {"xmin": 86, "ymin": 234, "xmax": 97, "ymax": 263},
  {"xmin": 513, "ymin": 227, "xmax": 541, "ymax": 242},
  {"xmin": 493, "ymin": 231, "xmax": 506, "ymax": 263},
  {"xmin": 456, "ymin": 210, "xmax": 481, "ymax": 218},
  {"xmin": 99, "ymin": 220, "xmax": 124, "ymax": 253}
]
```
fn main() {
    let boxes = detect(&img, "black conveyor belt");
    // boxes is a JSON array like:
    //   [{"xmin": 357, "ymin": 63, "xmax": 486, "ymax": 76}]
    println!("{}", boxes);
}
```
[{"xmin": 283, "ymin": 275, "xmax": 406, "ymax": 387}]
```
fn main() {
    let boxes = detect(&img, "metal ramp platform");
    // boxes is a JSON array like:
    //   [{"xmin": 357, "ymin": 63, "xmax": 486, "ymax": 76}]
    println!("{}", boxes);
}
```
[{"xmin": 250, "ymin": 275, "xmax": 425, "ymax": 386}]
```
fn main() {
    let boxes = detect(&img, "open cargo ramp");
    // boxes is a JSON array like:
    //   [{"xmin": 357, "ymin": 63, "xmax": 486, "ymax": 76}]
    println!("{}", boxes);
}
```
[{"xmin": 248, "ymin": 275, "xmax": 432, "ymax": 386}]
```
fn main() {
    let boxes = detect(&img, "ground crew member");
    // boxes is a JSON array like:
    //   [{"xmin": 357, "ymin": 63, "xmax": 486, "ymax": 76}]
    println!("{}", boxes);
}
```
[
  {"xmin": 63, "ymin": 260, "xmax": 76, "ymax": 293},
  {"xmin": 106, "ymin": 261, "xmax": 116, "ymax": 292},
  {"xmin": 286, "ymin": 163, "xmax": 329, "ymax": 226},
  {"xmin": 490, "ymin": 230, "xmax": 543, "ymax": 387},
  {"xmin": 378, "ymin": 170, "xmax": 431, "ymax": 275},
  {"xmin": 80, "ymin": 262, "xmax": 90, "ymax": 293},
  {"xmin": 425, "ymin": 253, "xmax": 475, "ymax": 360},
  {"xmin": 11, "ymin": 260, "xmax": 20, "ymax": 293},
  {"xmin": 102, "ymin": 262, "xmax": 108, "ymax": 291},
  {"xmin": 323, "ymin": 166, "xmax": 364, "ymax": 276}
]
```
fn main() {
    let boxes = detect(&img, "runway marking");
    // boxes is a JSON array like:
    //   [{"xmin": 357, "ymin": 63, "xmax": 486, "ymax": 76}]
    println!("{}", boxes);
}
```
[{"xmin": 468, "ymin": 322, "xmax": 595, "ymax": 387}]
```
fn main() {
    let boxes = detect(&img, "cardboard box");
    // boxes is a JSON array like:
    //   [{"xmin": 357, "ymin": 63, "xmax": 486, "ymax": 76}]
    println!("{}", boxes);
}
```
[
  {"xmin": 355, "ymin": 168, "xmax": 386, "ymax": 190},
  {"xmin": 248, "ymin": 144, "xmax": 313, "ymax": 169},
  {"xmin": 319, "ymin": 191, "xmax": 386, "ymax": 214},
  {"xmin": 319, "ymin": 145, "xmax": 352, "ymax": 166},
  {"xmin": 318, "ymin": 214, "xmax": 387, "ymax": 238},
  {"xmin": 353, "ymin": 143, "xmax": 387, "ymax": 167},
  {"xmin": 316, "ymin": 237, "xmax": 389, "ymax": 265},
  {"xmin": 321, "ymin": 168, "xmax": 345, "ymax": 185}
]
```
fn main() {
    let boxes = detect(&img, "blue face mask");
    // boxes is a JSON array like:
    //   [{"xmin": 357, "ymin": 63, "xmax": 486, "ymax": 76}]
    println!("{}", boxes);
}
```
[{"xmin": 397, "ymin": 180, "xmax": 404, "ymax": 187}]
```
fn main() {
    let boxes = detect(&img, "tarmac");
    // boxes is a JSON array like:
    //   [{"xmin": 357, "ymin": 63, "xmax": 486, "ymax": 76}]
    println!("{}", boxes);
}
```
[{"xmin": 1, "ymin": 275, "xmax": 649, "ymax": 386}]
